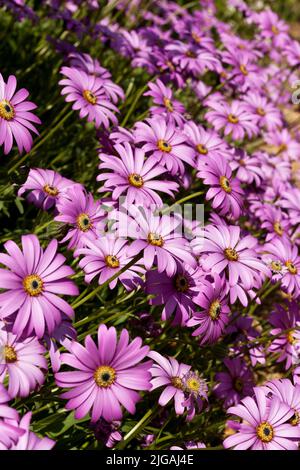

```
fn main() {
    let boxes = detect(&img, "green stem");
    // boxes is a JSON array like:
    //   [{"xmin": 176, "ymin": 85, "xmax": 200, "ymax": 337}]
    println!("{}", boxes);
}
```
[
  {"xmin": 159, "ymin": 191, "xmax": 204, "ymax": 215},
  {"xmin": 116, "ymin": 405, "xmax": 159, "ymax": 449}
]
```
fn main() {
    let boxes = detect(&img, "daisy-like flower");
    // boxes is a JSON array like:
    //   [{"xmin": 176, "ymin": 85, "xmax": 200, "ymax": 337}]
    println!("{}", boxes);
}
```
[
  {"xmin": 0, "ymin": 73, "xmax": 40, "ymax": 154},
  {"xmin": 255, "ymin": 205, "xmax": 291, "ymax": 242},
  {"xmin": 75, "ymin": 235, "xmax": 144, "ymax": 290},
  {"xmin": 55, "ymin": 186, "xmax": 106, "ymax": 249},
  {"xmin": 214, "ymin": 357, "xmax": 255, "ymax": 408},
  {"xmin": 279, "ymin": 188, "xmax": 300, "ymax": 228},
  {"xmin": 263, "ymin": 238, "xmax": 300, "ymax": 297},
  {"xmin": 229, "ymin": 149, "xmax": 264, "ymax": 186},
  {"xmin": 55, "ymin": 324, "xmax": 152, "ymax": 422},
  {"xmin": 18, "ymin": 168, "xmax": 79, "ymax": 211},
  {"xmin": 262, "ymin": 379, "xmax": 300, "ymax": 427},
  {"xmin": 144, "ymin": 79, "xmax": 186, "ymax": 126},
  {"xmin": 166, "ymin": 41, "xmax": 221, "ymax": 76},
  {"xmin": 148, "ymin": 351, "xmax": 191, "ymax": 415},
  {"xmin": 145, "ymin": 264, "xmax": 204, "ymax": 326},
  {"xmin": 134, "ymin": 117, "xmax": 195, "ymax": 175},
  {"xmin": 0, "ymin": 384, "xmax": 24, "ymax": 450},
  {"xmin": 265, "ymin": 129, "xmax": 300, "ymax": 162},
  {"xmin": 205, "ymin": 99, "xmax": 259, "ymax": 140},
  {"xmin": 59, "ymin": 66, "xmax": 119, "ymax": 129},
  {"xmin": 120, "ymin": 206, "xmax": 196, "ymax": 276},
  {"xmin": 10, "ymin": 412, "xmax": 55, "ymax": 450},
  {"xmin": 268, "ymin": 302, "xmax": 300, "ymax": 370},
  {"xmin": 243, "ymin": 91, "xmax": 282, "ymax": 131},
  {"xmin": 223, "ymin": 386, "xmax": 300, "ymax": 450},
  {"xmin": 0, "ymin": 234, "xmax": 79, "ymax": 338},
  {"xmin": 197, "ymin": 154, "xmax": 244, "ymax": 219},
  {"xmin": 0, "ymin": 322, "xmax": 47, "ymax": 398},
  {"xmin": 182, "ymin": 371, "xmax": 208, "ymax": 421},
  {"xmin": 199, "ymin": 224, "xmax": 270, "ymax": 290},
  {"xmin": 187, "ymin": 275, "xmax": 230, "ymax": 345},
  {"xmin": 97, "ymin": 142, "xmax": 178, "ymax": 208}
]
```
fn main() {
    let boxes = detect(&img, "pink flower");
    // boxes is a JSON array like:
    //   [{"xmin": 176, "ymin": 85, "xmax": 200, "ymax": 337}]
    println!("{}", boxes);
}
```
[
  {"xmin": 0, "ymin": 74, "xmax": 40, "ymax": 154},
  {"xmin": 10, "ymin": 412, "xmax": 55, "ymax": 450},
  {"xmin": 144, "ymin": 78, "xmax": 186, "ymax": 126},
  {"xmin": 0, "ymin": 384, "xmax": 24, "ymax": 449},
  {"xmin": 56, "ymin": 324, "xmax": 152, "ymax": 422},
  {"xmin": 0, "ymin": 234, "xmax": 78, "ymax": 338}
]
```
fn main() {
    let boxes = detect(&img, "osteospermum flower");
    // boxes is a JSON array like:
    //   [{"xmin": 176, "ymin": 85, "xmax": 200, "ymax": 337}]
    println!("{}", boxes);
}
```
[
  {"xmin": 187, "ymin": 275, "xmax": 230, "ymax": 345},
  {"xmin": 148, "ymin": 351, "xmax": 191, "ymax": 415},
  {"xmin": 197, "ymin": 154, "xmax": 244, "ymax": 219},
  {"xmin": 75, "ymin": 235, "xmax": 144, "ymax": 290},
  {"xmin": 59, "ymin": 66, "xmax": 119, "ymax": 129},
  {"xmin": 97, "ymin": 142, "xmax": 178, "ymax": 208},
  {"xmin": 223, "ymin": 387, "xmax": 300, "ymax": 450},
  {"xmin": 55, "ymin": 324, "xmax": 152, "ymax": 422},
  {"xmin": 0, "ymin": 322, "xmax": 47, "ymax": 398},
  {"xmin": 0, "ymin": 234, "xmax": 79, "ymax": 338},
  {"xmin": 182, "ymin": 371, "xmax": 208, "ymax": 421},
  {"xmin": 262, "ymin": 379, "xmax": 300, "ymax": 427},
  {"xmin": 214, "ymin": 357, "xmax": 255, "ymax": 408},
  {"xmin": 55, "ymin": 186, "xmax": 106, "ymax": 249},
  {"xmin": 10, "ymin": 412, "xmax": 55, "ymax": 450},
  {"xmin": 0, "ymin": 73, "xmax": 40, "ymax": 154},
  {"xmin": 18, "ymin": 168, "xmax": 79, "ymax": 211},
  {"xmin": 134, "ymin": 117, "xmax": 195, "ymax": 175},
  {"xmin": 0, "ymin": 384, "xmax": 24, "ymax": 450},
  {"xmin": 144, "ymin": 78, "xmax": 186, "ymax": 126}
]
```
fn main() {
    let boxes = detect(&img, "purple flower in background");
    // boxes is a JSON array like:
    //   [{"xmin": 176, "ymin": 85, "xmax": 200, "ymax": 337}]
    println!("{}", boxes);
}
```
[
  {"xmin": 265, "ymin": 129, "xmax": 300, "ymax": 161},
  {"xmin": 56, "ymin": 324, "xmax": 152, "ymax": 422},
  {"xmin": 90, "ymin": 418, "xmax": 122, "ymax": 448},
  {"xmin": 0, "ymin": 384, "xmax": 24, "ymax": 450},
  {"xmin": 144, "ymin": 79, "xmax": 186, "ymax": 126},
  {"xmin": 214, "ymin": 357, "xmax": 254, "ymax": 408},
  {"xmin": 0, "ymin": 73, "xmax": 40, "ymax": 154},
  {"xmin": 262, "ymin": 378, "xmax": 300, "ymax": 427},
  {"xmin": 243, "ymin": 91, "xmax": 282, "ymax": 131},
  {"xmin": 10, "ymin": 412, "xmax": 55, "ymax": 450},
  {"xmin": 0, "ymin": 234, "xmax": 78, "ymax": 337}
]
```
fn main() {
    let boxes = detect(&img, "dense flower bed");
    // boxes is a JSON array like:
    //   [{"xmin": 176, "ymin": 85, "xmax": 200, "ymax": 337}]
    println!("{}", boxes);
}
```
[{"xmin": 0, "ymin": 0, "xmax": 300, "ymax": 451}]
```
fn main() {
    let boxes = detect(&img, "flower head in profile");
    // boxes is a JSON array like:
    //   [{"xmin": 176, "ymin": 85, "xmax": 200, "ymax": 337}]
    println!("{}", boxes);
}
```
[
  {"xmin": 97, "ymin": 142, "xmax": 178, "ymax": 208},
  {"xmin": 0, "ymin": 234, "xmax": 79, "ymax": 338},
  {"xmin": 55, "ymin": 324, "xmax": 152, "ymax": 422},
  {"xmin": 0, "ymin": 73, "xmax": 40, "ymax": 154}
]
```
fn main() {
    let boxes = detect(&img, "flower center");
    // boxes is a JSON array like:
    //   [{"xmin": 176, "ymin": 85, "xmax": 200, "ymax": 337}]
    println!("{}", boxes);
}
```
[
  {"xmin": 196, "ymin": 143, "xmax": 208, "ymax": 155},
  {"xmin": 186, "ymin": 377, "xmax": 201, "ymax": 392},
  {"xmin": 233, "ymin": 377, "xmax": 243, "ymax": 392},
  {"xmin": 257, "ymin": 107, "xmax": 266, "ymax": 117},
  {"xmin": 273, "ymin": 221, "xmax": 283, "ymax": 236},
  {"xmin": 184, "ymin": 372, "xmax": 207, "ymax": 398},
  {"xmin": 186, "ymin": 50, "xmax": 197, "ymax": 58},
  {"xmin": 271, "ymin": 25, "xmax": 279, "ymax": 35},
  {"xmin": 290, "ymin": 411, "xmax": 300, "ymax": 426},
  {"xmin": 0, "ymin": 99, "xmax": 15, "ymax": 120},
  {"xmin": 228, "ymin": 114, "xmax": 239, "ymax": 124},
  {"xmin": 271, "ymin": 260, "xmax": 282, "ymax": 272},
  {"xmin": 171, "ymin": 376, "xmax": 184, "ymax": 389},
  {"xmin": 83, "ymin": 89, "xmax": 97, "ymax": 105},
  {"xmin": 157, "ymin": 139, "xmax": 172, "ymax": 153},
  {"xmin": 147, "ymin": 232, "xmax": 164, "ymax": 247},
  {"xmin": 285, "ymin": 260, "xmax": 298, "ymax": 275},
  {"xmin": 219, "ymin": 175, "xmax": 232, "ymax": 193},
  {"xmin": 94, "ymin": 365, "xmax": 116, "ymax": 388},
  {"xmin": 208, "ymin": 300, "xmax": 221, "ymax": 320},
  {"xmin": 76, "ymin": 213, "xmax": 92, "ymax": 232},
  {"xmin": 191, "ymin": 32, "xmax": 201, "ymax": 43},
  {"xmin": 278, "ymin": 143, "xmax": 287, "ymax": 153},
  {"xmin": 23, "ymin": 274, "xmax": 43, "ymax": 296},
  {"xmin": 43, "ymin": 184, "xmax": 59, "ymax": 197},
  {"xmin": 256, "ymin": 422, "xmax": 274, "ymax": 443},
  {"xmin": 174, "ymin": 274, "xmax": 189, "ymax": 293},
  {"xmin": 105, "ymin": 255, "xmax": 120, "ymax": 269},
  {"xmin": 287, "ymin": 330, "xmax": 297, "ymax": 345},
  {"xmin": 4, "ymin": 345, "xmax": 17, "ymax": 363},
  {"xmin": 128, "ymin": 173, "xmax": 144, "ymax": 188},
  {"xmin": 239, "ymin": 64, "xmax": 248, "ymax": 76},
  {"xmin": 163, "ymin": 97, "xmax": 174, "ymax": 112},
  {"xmin": 224, "ymin": 247, "xmax": 239, "ymax": 261}
]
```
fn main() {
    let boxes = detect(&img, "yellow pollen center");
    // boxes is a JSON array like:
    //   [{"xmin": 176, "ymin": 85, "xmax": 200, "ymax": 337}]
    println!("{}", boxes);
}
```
[
  {"xmin": 290, "ymin": 411, "xmax": 300, "ymax": 426},
  {"xmin": 186, "ymin": 50, "xmax": 197, "ymax": 58},
  {"xmin": 257, "ymin": 107, "xmax": 266, "ymax": 116},
  {"xmin": 272, "ymin": 25, "xmax": 279, "ymax": 35},
  {"xmin": 174, "ymin": 274, "xmax": 189, "ymax": 293},
  {"xmin": 0, "ymin": 100, "xmax": 15, "ymax": 120},
  {"xmin": 186, "ymin": 377, "xmax": 200, "ymax": 392},
  {"xmin": 171, "ymin": 376, "xmax": 184, "ymax": 389},
  {"xmin": 278, "ymin": 143, "xmax": 287, "ymax": 153},
  {"xmin": 271, "ymin": 260, "xmax": 282, "ymax": 271},
  {"xmin": 128, "ymin": 173, "xmax": 144, "ymax": 188},
  {"xmin": 163, "ymin": 97, "xmax": 174, "ymax": 112},
  {"xmin": 228, "ymin": 114, "xmax": 239, "ymax": 124},
  {"xmin": 105, "ymin": 255, "xmax": 120, "ymax": 269},
  {"xmin": 23, "ymin": 274, "xmax": 43, "ymax": 296},
  {"xmin": 43, "ymin": 184, "xmax": 59, "ymax": 197},
  {"xmin": 256, "ymin": 422, "xmax": 274, "ymax": 443},
  {"xmin": 273, "ymin": 221, "xmax": 283, "ymax": 236},
  {"xmin": 196, "ymin": 143, "xmax": 208, "ymax": 155},
  {"xmin": 94, "ymin": 365, "xmax": 116, "ymax": 387},
  {"xmin": 240, "ymin": 64, "xmax": 248, "ymax": 76},
  {"xmin": 192, "ymin": 32, "xmax": 201, "ymax": 43},
  {"xmin": 157, "ymin": 139, "xmax": 172, "ymax": 153},
  {"xmin": 209, "ymin": 300, "xmax": 222, "ymax": 320},
  {"xmin": 147, "ymin": 232, "xmax": 164, "ymax": 247},
  {"xmin": 83, "ymin": 89, "xmax": 97, "ymax": 105},
  {"xmin": 76, "ymin": 213, "xmax": 92, "ymax": 232},
  {"xmin": 234, "ymin": 377, "xmax": 243, "ymax": 392},
  {"xmin": 285, "ymin": 260, "xmax": 298, "ymax": 275},
  {"xmin": 224, "ymin": 247, "xmax": 239, "ymax": 261},
  {"xmin": 287, "ymin": 330, "xmax": 297, "ymax": 345},
  {"xmin": 4, "ymin": 345, "xmax": 17, "ymax": 363},
  {"xmin": 220, "ymin": 175, "xmax": 232, "ymax": 193}
]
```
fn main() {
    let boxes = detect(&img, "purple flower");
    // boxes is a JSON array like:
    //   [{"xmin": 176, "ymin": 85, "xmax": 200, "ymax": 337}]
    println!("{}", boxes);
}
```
[
  {"xmin": 55, "ymin": 324, "xmax": 152, "ymax": 422},
  {"xmin": 0, "ymin": 234, "xmax": 78, "ymax": 338},
  {"xmin": 0, "ymin": 74, "xmax": 40, "ymax": 154},
  {"xmin": 182, "ymin": 371, "xmax": 208, "ymax": 421},
  {"xmin": 243, "ymin": 91, "xmax": 283, "ymax": 131},
  {"xmin": 134, "ymin": 117, "xmax": 195, "ymax": 175},
  {"xmin": 223, "ymin": 386, "xmax": 300, "ymax": 450},
  {"xmin": 214, "ymin": 357, "xmax": 254, "ymax": 408},
  {"xmin": 90, "ymin": 418, "xmax": 122, "ymax": 448},
  {"xmin": 10, "ymin": 412, "xmax": 55, "ymax": 450},
  {"xmin": 262, "ymin": 379, "xmax": 300, "ymax": 427},
  {"xmin": 144, "ymin": 79, "xmax": 186, "ymax": 126},
  {"xmin": 0, "ymin": 384, "xmax": 24, "ymax": 450},
  {"xmin": 166, "ymin": 41, "xmax": 221, "ymax": 76},
  {"xmin": 97, "ymin": 142, "xmax": 178, "ymax": 208}
]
